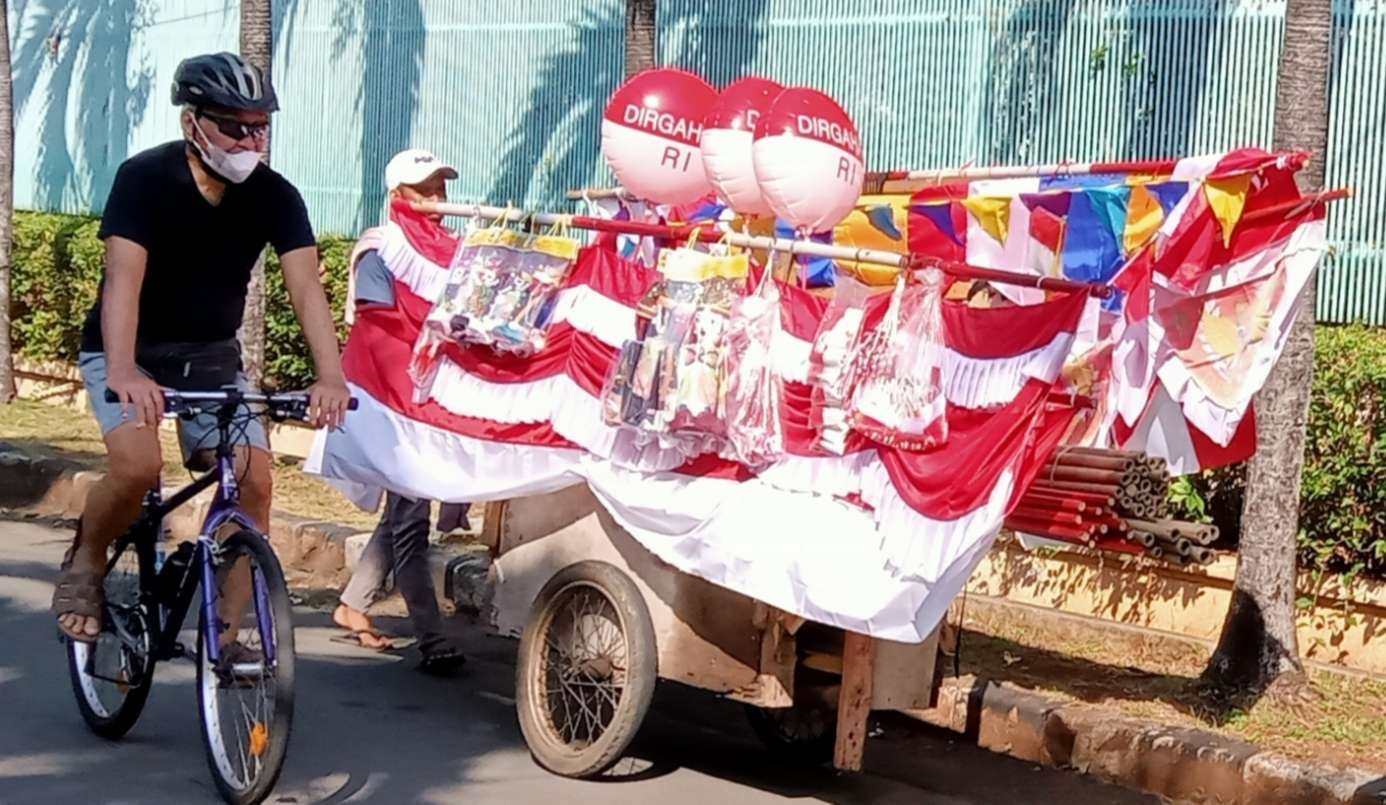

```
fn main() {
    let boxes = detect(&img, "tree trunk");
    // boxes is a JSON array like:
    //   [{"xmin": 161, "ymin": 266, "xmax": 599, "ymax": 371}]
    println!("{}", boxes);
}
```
[
  {"xmin": 624, "ymin": 0, "xmax": 657, "ymax": 76},
  {"xmin": 0, "ymin": 0, "xmax": 15, "ymax": 403},
  {"xmin": 1203, "ymin": 0, "xmax": 1333, "ymax": 694},
  {"xmin": 238, "ymin": 0, "xmax": 273, "ymax": 387}
]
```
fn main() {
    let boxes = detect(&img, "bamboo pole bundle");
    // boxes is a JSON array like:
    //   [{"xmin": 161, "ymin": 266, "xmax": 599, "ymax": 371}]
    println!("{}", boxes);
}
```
[{"xmin": 1011, "ymin": 446, "xmax": 1219, "ymax": 566}]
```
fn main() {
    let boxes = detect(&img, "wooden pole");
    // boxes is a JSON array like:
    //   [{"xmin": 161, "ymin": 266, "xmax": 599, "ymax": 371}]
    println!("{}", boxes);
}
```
[
  {"xmin": 413, "ymin": 201, "xmax": 1113, "ymax": 298},
  {"xmin": 834, "ymin": 630, "xmax": 875, "ymax": 772}
]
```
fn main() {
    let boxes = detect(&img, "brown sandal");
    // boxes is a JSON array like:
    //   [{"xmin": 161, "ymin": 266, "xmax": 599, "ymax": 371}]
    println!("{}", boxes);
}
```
[{"xmin": 52, "ymin": 543, "xmax": 105, "ymax": 643}]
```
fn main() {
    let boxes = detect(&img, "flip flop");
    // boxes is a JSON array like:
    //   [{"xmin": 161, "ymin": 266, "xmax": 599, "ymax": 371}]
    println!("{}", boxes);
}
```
[{"xmin": 330, "ymin": 629, "xmax": 397, "ymax": 652}]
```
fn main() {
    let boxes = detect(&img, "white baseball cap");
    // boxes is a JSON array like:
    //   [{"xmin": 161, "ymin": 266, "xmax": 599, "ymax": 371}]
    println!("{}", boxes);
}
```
[{"xmin": 384, "ymin": 148, "xmax": 458, "ymax": 190}]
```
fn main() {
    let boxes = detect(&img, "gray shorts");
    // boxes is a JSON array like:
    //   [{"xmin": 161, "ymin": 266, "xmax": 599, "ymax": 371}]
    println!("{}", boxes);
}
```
[{"xmin": 78, "ymin": 351, "xmax": 270, "ymax": 462}]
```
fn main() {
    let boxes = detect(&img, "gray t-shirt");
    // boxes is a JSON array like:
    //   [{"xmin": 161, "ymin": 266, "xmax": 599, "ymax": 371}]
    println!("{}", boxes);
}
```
[{"xmin": 353, "ymin": 249, "xmax": 396, "ymax": 309}]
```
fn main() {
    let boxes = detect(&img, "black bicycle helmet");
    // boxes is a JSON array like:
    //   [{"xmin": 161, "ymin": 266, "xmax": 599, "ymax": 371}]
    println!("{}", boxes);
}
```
[{"xmin": 170, "ymin": 52, "xmax": 278, "ymax": 112}]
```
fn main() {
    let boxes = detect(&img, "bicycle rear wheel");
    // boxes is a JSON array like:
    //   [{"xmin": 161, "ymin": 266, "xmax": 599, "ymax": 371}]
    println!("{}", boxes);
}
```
[
  {"xmin": 196, "ymin": 529, "xmax": 295, "ymax": 805},
  {"xmin": 66, "ymin": 532, "xmax": 156, "ymax": 739}
]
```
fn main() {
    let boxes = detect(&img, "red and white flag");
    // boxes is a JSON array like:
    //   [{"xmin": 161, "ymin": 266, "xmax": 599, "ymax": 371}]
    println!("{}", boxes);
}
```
[{"xmin": 310, "ymin": 203, "xmax": 1088, "ymax": 641}]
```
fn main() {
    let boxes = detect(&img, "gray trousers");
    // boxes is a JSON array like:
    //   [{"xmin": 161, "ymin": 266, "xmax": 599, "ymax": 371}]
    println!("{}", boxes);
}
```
[{"xmin": 340, "ymin": 493, "xmax": 443, "ymax": 645}]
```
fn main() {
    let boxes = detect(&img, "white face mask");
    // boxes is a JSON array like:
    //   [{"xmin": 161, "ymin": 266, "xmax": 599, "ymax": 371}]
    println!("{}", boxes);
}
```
[{"xmin": 190, "ymin": 120, "xmax": 261, "ymax": 184}]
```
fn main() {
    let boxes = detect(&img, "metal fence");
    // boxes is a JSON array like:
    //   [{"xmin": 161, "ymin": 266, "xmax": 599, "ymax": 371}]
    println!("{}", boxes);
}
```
[{"xmin": 8, "ymin": 0, "xmax": 1385, "ymax": 322}]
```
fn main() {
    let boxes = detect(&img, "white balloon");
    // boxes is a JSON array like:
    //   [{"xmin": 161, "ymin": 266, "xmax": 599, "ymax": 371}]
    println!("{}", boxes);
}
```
[
  {"xmin": 701, "ymin": 128, "xmax": 773, "ymax": 216},
  {"xmin": 753, "ymin": 87, "xmax": 865, "ymax": 233},
  {"xmin": 601, "ymin": 119, "xmax": 711, "ymax": 205},
  {"xmin": 753, "ymin": 135, "xmax": 864, "ymax": 233}
]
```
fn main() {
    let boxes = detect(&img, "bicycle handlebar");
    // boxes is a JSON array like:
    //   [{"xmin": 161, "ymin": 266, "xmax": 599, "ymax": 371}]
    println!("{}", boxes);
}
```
[{"xmin": 103, "ymin": 388, "xmax": 360, "ymax": 413}]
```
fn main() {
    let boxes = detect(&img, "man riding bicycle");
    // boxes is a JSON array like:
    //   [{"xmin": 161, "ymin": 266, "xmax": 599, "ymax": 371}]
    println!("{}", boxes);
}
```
[{"xmin": 52, "ymin": 52, "xmax": 351, "ymax": 643}]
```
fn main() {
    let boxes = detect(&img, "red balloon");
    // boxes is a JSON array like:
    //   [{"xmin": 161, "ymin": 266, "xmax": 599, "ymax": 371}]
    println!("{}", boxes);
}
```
[
  {"xmin": 754, "ymin": 87, "xmax": 863, "ymax": 161},
  {"xmin": 704, "ymin": 76, "xmax": 782, "ymax": 133},
  {"xmin": 601, "ymin": 68, "xmax": 718, "ymax": 204},
  {"xmin": 701, "ymin": 76, "xmax": 783, "ymax": 216},
  {"xmin": 753, "ymin": 87, "xmax": 865, "ymax": 232}
]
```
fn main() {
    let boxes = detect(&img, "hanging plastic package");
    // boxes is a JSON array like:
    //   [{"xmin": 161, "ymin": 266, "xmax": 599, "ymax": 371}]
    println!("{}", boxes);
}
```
[
  {"xmin": 721, "ymin": 263, "xmax": 785, "ymax": 467},
  {"xmin": 849, "ymin": 267, "xmax": 949, "ymax": 450},
  {"xmin": 601, "ymin": 240, "xmax": 747, "ymax": 457},
  {"xmin": 419, "ymin": 225, "xmax": 578, "ymax": 356},
  {"xmin": 486, "ymin": 230, "xmax": 579, "ymax": 353},
  {"xmin": 807, "ymin": 274, "xmax": 874, "ymax": 454},
  {"xmin": 665, "ymin": 249, "xmax": 746, "ymax": 439},
  {"xmin": 407, "ymin": 225, "xmax": 512, "ymax": 397}
]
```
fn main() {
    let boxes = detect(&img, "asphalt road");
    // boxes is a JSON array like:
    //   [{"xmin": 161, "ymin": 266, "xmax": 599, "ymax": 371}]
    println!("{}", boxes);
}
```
[{"xmin": 0, "ymin": 519, "xmax": 1156, "ymax": 804}]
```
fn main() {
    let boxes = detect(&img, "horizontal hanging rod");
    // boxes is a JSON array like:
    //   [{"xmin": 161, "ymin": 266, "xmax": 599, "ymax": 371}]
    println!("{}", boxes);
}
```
[{"xmin": 413, "ymin": 201, "xmax": 1113, "ymax": 298}]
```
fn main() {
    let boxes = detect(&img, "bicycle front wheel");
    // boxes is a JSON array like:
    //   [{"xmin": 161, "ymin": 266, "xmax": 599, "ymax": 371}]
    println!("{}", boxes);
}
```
[{"xmin": 196, "ymin": 529, "xmax": 295, "ymax": 805}]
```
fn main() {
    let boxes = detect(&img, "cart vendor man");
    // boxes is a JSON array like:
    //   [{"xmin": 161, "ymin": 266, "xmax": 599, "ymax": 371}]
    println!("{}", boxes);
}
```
[{"xmin": 331, "ymin": 148, "xmax": 468, "ymax": 674}]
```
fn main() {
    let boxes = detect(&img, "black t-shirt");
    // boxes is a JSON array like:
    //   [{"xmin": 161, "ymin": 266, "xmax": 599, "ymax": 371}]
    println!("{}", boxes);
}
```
[{"xmin": 80, "ymin": 140, "xmax": 316, "ymax": 352}]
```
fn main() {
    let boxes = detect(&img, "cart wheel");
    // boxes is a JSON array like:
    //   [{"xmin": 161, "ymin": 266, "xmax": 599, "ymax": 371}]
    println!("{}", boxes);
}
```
[
  {"xmin": 515, "ymin": 560, "xmax": 657, "ymax": 778},
  {"xmin": 744, "ymin": 700, "xmax": 836, "ymax": 766}
]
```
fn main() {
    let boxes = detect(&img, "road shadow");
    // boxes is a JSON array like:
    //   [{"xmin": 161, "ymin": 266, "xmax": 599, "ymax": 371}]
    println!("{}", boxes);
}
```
[
  {"xmin": 0, "ymin": 563, "xmax": 496, "ymax": 805},
  {"xmin": 2, "ymin": 529, "xmax": 1158, "ymax": 805}
]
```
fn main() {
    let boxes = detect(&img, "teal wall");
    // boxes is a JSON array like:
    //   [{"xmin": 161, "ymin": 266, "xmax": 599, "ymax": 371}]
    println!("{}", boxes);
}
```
[{"xmin": 9, "ymin": 0, "xmax": 1385, "ymax": 322}]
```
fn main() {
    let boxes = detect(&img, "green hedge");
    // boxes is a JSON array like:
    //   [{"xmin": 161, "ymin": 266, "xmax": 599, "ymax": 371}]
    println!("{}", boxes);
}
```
[
  {"xmin": 1171, "ymin": 324, "xmax": 1386, "ymax": 580},
  {"xmin": 263, "ymin": 238, "xmax": 353, "ymax": 390},
  {"xmin": 10, "ymin": 212, "xmax": 105, "ymax": 361},
  {"xmin": 8, "ymin": 210, "xmax": 352, "ymax": 390}
]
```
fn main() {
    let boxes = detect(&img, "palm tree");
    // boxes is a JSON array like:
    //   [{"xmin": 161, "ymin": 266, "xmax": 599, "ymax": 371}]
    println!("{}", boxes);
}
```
[
  {"xmin": 239, "ymin": 0, "xmax": 273, "ymax": 386},
  {"xmin": 625, "ymin": 0, "xmax": 656, "ymax": 76},
  {"xmin": 0, "ymin": 0, "xmax": 16, "ymax": 403},
  {"xmin": 1203, "ymin": 0, "xmax": 1333, "ymax": 696}
]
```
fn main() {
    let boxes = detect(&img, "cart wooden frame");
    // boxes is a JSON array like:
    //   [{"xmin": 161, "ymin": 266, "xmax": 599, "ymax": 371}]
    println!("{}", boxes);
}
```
[{"xmin": 474, "ymin": 483, "xmax": 943, "ymax": 777}]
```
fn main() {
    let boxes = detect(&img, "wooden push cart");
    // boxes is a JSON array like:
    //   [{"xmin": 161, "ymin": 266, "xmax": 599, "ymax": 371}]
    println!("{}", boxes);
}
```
[{"xmin": 472, "ymin": 483, "xmax": 943, "ymax": 778}]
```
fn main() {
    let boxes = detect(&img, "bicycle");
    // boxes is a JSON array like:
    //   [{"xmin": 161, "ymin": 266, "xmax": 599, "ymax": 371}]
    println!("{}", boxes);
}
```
[{"xmin": 64, "ymin": 388, "xmax": 355, "ymax": 805}]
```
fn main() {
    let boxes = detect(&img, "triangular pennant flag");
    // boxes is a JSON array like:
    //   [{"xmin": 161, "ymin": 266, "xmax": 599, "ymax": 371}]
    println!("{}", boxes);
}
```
[
  {"xmin": 1029, "ymin": 205, "xmax": 1066, "ymax": 255},
  {"xmin": 1123, "ymin": 184, "xmax": 1164, "ymax": 255},
  {"xmin": 1204, "ymin": 174, "xmax": 1252, "ymax": 247},
  {"xmin": 1020, "ymin": 191, "xmax": 1072, "ymax": 218},
  {"xmin": 803, "ymin": 256, "xmax": 836, "ymax": 287},
  {"xmin": 1084, "ymin": 186, "xmax": 1131, "ymax": 249},
  {"xmin": 1148, "ymin": 181, "xmax": 1190, "ymax": 215},
  {"xmin": 910, "ymin": 202, "xmax": 964, "ymax": 247},
  {"xmin": 864, "ymin": 204, "xmax": 904, "ymax": 241},
  {"xmin": 1061, "ymin": 191, "xmax": 1124, "ymax": 285},
  {"xmin": 1114, "ymin": 249, "xmax": 1154, "ymax": 323},
  {"xmin": 961, "ymin": 195, "xmax": 1010, "ymax": 244},
  {"xmin": 1028, "ymin": 206, "xmax": 1066, "ymax": 277}
]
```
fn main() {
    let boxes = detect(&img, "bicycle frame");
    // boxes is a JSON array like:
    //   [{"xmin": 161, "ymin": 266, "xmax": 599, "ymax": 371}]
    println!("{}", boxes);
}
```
[{"xmin": 108, "ymin": 402, "xmax": 276, "ymax": 670}]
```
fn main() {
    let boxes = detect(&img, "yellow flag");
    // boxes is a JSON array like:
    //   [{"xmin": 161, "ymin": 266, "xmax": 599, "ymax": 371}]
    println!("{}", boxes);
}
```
[
  {"xmin": 1204, "ymin": 175, "xmax": 1252, "ymax": 247},
  {"xmin": 1124, "ymin": 184, "xmax": 1164, "ymax": 254},
  {"xmin": 836, "ymin": 194, "xmax": 911, "ymax": 285},
  {"xmin": 961, "ymin": 195, "xmax": 1011, "ymax": 244}
]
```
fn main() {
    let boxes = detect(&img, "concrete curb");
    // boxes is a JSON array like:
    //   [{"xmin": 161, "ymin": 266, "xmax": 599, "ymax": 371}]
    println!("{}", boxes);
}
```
[
  {"xmin": 910, "ymin": 675, "xmax": 1386, "ymax": 804},
  {"xmin": 0, "ymin": 442, "xmax": 481, "ymax": 609},
  {"xmin": 0, "ymin": 443, "xmax": 366, "ymax": 591}
]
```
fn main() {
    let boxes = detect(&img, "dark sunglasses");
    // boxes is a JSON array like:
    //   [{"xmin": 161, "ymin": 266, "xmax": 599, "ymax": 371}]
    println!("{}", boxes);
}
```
[{"xmin": 197, "ymin": 111, "xmax": 269, "ymax": 141}]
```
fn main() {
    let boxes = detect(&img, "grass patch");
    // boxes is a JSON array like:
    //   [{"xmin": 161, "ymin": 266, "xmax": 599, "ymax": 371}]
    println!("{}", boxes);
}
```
[
  {"xmin": 1, "ymin": 398, "xmax": 378, "ymax": 529},
  {"xmin": 956, "ymin": 603, "xmax": 1386, "ymax": 773}
]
